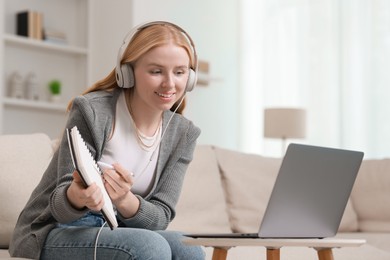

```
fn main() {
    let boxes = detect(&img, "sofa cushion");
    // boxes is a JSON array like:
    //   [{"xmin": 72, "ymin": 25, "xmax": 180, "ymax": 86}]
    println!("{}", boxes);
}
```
[
  {"xmin": 0, "ymin": 133, "xmax": 54, "ymax": 248},
  {"xmin": 341, "ymin": 201, "xmax": 360, "ymax": 232},
  {"xmin": 215, "ymin": 147, "xmax": 281, "ymax": 233},
  {"xmin": 351, "ymin": 158, "xmax": 390, "ymax": 232},
  {"xmin": 214, "ymin": 147, "xmax": 359, "ymax": 233},
  {"xmin": 168, "ymin": 145, "xmax": 231, "ymax": 233}
]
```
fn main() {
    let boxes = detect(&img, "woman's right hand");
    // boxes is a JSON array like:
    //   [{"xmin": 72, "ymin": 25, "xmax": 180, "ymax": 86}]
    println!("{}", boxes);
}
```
[{"xmin": 66, "ymin": 171, "xmax": 104, "ymax": 211}]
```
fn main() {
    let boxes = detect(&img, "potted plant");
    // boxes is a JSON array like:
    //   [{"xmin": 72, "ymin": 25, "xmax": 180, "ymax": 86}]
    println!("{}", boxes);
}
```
[{"xmin": 48, "ymin": 79, "xmax": 61, "ymax": 102}]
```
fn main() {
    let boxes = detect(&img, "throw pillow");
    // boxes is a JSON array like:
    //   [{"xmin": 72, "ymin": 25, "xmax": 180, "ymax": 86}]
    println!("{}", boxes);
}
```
[
  {"xmin": 351, "ymin": 158, "xmax": 390, "ymax": 232},
  {"xmin": 168, "ymin": 145, "xmax": 231, "ymax": 233}
]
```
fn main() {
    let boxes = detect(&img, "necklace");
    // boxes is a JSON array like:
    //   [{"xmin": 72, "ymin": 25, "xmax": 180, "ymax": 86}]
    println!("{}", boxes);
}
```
[
  {"xmin": 126, "ymin": 92, "xmax": 162, "ymax": 151},
  {"xmin": 133, "ymin": 120, "xmax": 162, "ymax": 151}
]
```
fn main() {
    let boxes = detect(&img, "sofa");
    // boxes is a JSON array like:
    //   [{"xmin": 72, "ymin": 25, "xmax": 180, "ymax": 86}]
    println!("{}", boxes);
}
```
[{"xmin": 1, "ymin": 133, "xmax": 390, "ymax": 259}]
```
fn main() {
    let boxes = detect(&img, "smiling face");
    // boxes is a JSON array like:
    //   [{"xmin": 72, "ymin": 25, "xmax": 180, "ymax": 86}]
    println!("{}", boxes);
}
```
[{"xmin": 131, "ymin": 43, "xmax": 190, "ymax": 114}]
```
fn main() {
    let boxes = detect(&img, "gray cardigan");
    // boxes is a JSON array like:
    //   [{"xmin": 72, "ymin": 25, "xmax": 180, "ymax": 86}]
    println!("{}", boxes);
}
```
[{"xmin": 9, "ymin": 89, "xmax": 200, "ymax": 259}]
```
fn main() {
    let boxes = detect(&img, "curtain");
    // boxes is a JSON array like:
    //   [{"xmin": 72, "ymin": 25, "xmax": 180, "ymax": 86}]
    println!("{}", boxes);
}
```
[{"xmin": 240, "ymin": 0, "xmax": 390, "ymax": 158}]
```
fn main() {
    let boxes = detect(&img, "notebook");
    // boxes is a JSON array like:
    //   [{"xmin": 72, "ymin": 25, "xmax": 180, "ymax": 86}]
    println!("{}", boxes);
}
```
[
  {"xmin": 185, "ymin": 143, "xmax": 364, "ymax": 239},
  {"xmin": 66, "ymin": 126, "xmax": 118, "ymax": 230}
]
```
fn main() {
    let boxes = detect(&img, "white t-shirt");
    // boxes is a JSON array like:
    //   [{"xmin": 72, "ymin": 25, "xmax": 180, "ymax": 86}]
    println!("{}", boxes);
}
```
[{"xmin": 100, "ymin": 92, "xmax": 161, "ymax": 197}]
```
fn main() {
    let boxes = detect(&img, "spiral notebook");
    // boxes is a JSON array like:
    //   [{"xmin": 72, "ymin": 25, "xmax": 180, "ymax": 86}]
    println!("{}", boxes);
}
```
[{"xmin": 66, "ymin": 126, "xmax": 118, "ymax": 230}]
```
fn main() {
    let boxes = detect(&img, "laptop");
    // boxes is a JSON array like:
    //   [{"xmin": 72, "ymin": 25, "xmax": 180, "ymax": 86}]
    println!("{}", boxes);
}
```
[{"xmin": 185, "ymin": 143, "xmax": 364, "ymax": 239}]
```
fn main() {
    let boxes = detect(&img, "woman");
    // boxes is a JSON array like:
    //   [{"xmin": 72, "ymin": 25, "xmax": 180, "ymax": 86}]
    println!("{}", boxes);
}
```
[{"xmin": 10, "ymin": 21, "xmax": 204, "ymax": 259}]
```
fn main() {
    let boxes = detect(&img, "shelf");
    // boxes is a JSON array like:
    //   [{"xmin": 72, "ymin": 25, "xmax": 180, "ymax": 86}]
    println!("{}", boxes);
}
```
[
  {"xmin": 3, "ymin": 34, "xmax": 88, "ymax": 56},
  {"xmin": 1, "ymin": 0, "xmax": 91, "ymax": 137},
  {"xmin": 3, "ymin": 97, "xmax": 67, "ymax": 113}
]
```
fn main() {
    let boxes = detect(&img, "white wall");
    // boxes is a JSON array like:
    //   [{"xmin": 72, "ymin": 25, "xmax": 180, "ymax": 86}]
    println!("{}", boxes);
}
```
[
  {"xmin": 90, "ymin": 0, "xmax": 134, "ymax": 84},
  {"xmin": 90, "ymin": 0, "xmax": 240, "ymax": 150}
]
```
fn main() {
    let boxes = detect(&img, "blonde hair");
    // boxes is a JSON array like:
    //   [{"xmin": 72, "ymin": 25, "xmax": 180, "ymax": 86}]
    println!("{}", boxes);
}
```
[{"xmin": 67, "ymin": 23, "xmax": 195, "ymax": 114}]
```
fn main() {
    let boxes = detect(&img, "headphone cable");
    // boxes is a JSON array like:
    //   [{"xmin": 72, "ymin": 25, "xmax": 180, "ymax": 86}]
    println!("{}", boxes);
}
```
[{"xmin": 94, "ymin": 221, "xmax": 107, "ymax": 260}]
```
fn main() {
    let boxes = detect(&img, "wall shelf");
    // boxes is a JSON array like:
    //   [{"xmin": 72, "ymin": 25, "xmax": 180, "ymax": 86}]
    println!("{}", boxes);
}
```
[
  {"xmin": 3, "ymin": 97, "xmax": 67, "ymax": 113},
  {"xmin": 0, "ymin": 0, "xmax": 92, "ymax": 138},
  {"xmin": 3, "ymin": 34, "xmax": 88, "ymax": 56}
]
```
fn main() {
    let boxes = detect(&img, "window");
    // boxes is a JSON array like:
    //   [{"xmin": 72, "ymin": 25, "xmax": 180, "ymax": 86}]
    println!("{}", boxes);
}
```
[{"xmin": 240, "ymin": 0, "xmax": 390, "ymax": 158}]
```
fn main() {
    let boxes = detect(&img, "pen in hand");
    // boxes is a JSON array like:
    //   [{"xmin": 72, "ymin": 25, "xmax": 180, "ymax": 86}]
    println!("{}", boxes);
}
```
[
  {"xmin": 97, "ymin": 161, "xmax": 114, "ymax": 170},
  {"xmin": 98, "ymin": 161, "xmax": 135, "ymax": 178}
]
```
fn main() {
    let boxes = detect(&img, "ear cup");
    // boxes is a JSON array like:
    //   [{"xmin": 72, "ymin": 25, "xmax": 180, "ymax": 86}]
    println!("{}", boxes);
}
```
[
  {"xmin": 115, "ymin": 26, "xmax": 138, "ymax": 88},
  {"xmin": 185, "ymin": 69, "xmax": 197, "ymax": 92},
  {"xmin": 119, "ymin": 64, "xmax": 135, "ymax": 89},
  {"xmin": 115, "ymin": 63, "xmax": 124, "ymax": 87}
]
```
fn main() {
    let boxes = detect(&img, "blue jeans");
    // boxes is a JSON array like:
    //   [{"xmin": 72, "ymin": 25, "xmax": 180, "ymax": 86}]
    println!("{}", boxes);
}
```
[{"xmin": 41, "ymin": 213, "xmax": 205, "ymax": 260}]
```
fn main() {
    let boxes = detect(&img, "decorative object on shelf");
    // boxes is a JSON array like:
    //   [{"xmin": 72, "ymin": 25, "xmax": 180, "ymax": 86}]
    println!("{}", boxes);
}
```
[
  {"xmin": 16, "ymin": 10, "xmax": 43, "ymax": 40},
  {"xmin": 197, "ymin": 60, "xmax": 210, "ymax": 86},
  {"xmin": 8, "ymin": 71, "xmax": 24, "ymax": 99},
  {"xmin": 43, "ymin": 28, "xmax": 67, "ymax": 45},
  {"xmin": 25, "ymin": 72, "xmax": 39, "ymax": 100},
  {"xmin": 264, "ymin": 107, "xmax": 307, "ymax": 155},
  {"xmin": 48, "ymin": 79, "xmax": 62, "ymax": 103},
  {"xmin": 196, "ymin": 60, "xmax": 223, "ymax": 86}
]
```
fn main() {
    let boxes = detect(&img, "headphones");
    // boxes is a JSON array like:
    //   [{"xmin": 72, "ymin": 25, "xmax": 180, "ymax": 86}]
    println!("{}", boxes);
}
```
[{"xmin": 115, "ymin": 21, "xmax": 198, "ymax": 92}]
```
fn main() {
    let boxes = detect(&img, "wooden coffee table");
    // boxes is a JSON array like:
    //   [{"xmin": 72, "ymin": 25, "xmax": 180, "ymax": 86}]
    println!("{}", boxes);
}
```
[{"xmin": 182, "ymin": 237, "xmax": 365, "ymax": 260}]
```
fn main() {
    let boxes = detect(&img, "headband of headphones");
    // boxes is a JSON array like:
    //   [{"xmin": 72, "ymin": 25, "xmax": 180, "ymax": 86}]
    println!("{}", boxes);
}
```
[{"xmin": 115, "ymin": 21, "xmax": 198, "ymax": 91}]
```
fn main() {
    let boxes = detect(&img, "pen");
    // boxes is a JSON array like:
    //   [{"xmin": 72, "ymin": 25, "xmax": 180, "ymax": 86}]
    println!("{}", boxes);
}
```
[
  {"xmin": 97, "ymin": 161, "xmax": 135, "ymax": 178},
  {"xmin": 97, "ymin": 161, "xmax": 114, "ymax": 170}
]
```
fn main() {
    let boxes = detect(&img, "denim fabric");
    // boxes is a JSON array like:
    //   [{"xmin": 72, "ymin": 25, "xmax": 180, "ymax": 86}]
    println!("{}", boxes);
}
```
[
  {"xmin": 41, "ymin": 213, "xmax": 205, "ymax": 260},
  {"xmin": 56, "ymin": 211, "xmax": 106, "ymax": 228}
]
